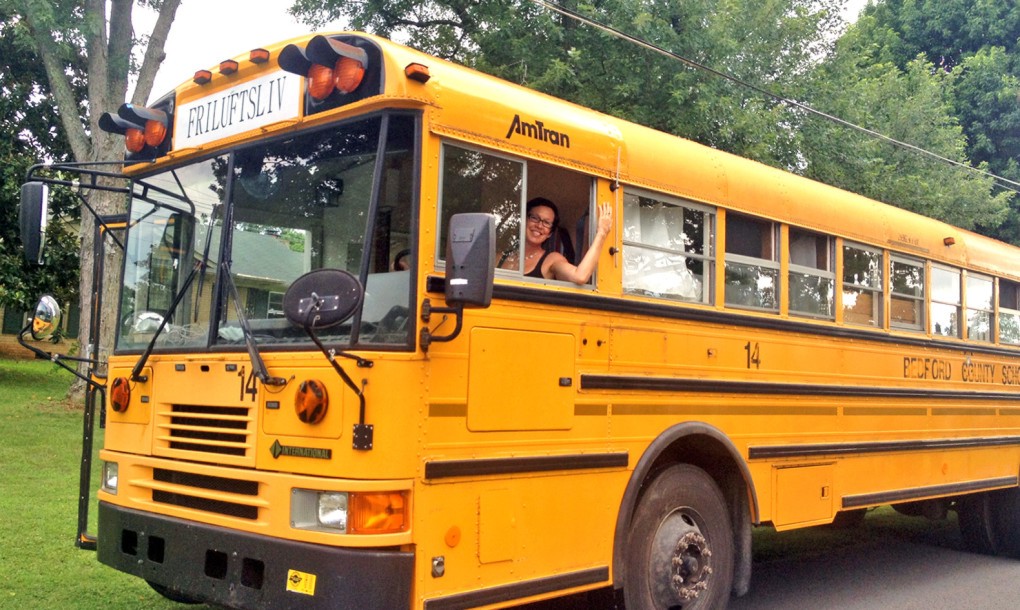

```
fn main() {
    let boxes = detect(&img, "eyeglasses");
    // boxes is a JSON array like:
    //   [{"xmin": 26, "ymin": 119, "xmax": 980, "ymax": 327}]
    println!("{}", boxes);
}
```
[{"xmin": 527, "ymin": 213, "xmax": 554, "ymax": 229}]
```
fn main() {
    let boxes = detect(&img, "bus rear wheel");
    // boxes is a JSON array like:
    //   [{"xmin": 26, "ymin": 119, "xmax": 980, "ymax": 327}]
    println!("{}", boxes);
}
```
[
  {"xmin": 958, "ymin": 489, "xmax": 1020, "ymax": 557},
  {"xmin": 624, "ymin": 464, "xmax": 734, "ymax": 610}
]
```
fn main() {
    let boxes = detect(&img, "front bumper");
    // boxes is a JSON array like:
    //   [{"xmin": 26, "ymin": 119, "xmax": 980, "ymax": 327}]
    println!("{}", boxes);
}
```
[{"xmin": 98, "ymin": 501, "xmax": 414, "ymax": 609}]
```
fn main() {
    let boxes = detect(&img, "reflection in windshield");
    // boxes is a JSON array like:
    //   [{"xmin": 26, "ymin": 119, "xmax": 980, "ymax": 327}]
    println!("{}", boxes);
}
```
[{"xmin": 116, "ymin": 114, "xmax": 417, "ymax": 352}]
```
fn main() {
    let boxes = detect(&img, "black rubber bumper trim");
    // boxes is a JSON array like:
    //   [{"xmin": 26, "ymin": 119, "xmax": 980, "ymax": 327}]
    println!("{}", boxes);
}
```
[{"xmin": 98, "ymin": 501, "xmax": 414, "ymax": 609}]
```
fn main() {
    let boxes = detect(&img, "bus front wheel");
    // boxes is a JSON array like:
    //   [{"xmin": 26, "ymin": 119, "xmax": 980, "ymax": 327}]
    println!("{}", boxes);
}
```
[{"xmin": 624, "ymin": 464, "xmax": 734, "ymax": 610}]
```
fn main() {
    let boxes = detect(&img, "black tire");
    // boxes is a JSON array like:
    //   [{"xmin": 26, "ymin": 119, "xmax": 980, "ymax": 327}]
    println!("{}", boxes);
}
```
[
  {"xmin": 958, "ymin": 488, "xmax": 1020, "ymax": 558},
  {"xmin": 147, "ymin": 580, "xmax": 202, "ymax": 605},
  {"xmin": 958, "ymin": 493, "xmax": 1000, "ymax": 555},
  {"xmin": 624, "ymin": 464, "xmax": 734, "ymax": 610}
]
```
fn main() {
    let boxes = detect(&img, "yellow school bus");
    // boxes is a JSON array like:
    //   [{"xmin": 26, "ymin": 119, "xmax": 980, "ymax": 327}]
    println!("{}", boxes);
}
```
[{"xmin": 22, "ymin": 31, "xmax": 1020, "ymax": 609}]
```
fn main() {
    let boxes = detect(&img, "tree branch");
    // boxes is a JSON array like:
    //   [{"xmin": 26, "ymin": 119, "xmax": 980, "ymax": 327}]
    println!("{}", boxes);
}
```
[
  {"xmin": 22, "ymin": 3, "xmax": 92, "ymax": 162},
  {"xmin": 132, "ymin": 0, "xmax": 183, "ymax": 105}
]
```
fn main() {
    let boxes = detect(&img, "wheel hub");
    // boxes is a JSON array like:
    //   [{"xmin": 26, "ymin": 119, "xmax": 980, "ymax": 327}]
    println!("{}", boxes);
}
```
[{"xmin": 671, "ymin": 531, "xmax": 712, "ymax": 601}]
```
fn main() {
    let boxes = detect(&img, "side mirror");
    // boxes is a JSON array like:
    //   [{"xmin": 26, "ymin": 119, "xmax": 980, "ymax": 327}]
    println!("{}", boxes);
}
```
[
  {"xmin": 19, "ymin": 182, "xmax": 49, "ymax": 265},
  {"xmin": 30, "ymin": 295, "xmax": 62, "ymax": 341},
  {"xmin": 283, "ymin": 268, "xmax": 364, "ymax": 330},
  {"xmin": 445, "ymin": 213, "xmax": 495, "ymax": 308}
]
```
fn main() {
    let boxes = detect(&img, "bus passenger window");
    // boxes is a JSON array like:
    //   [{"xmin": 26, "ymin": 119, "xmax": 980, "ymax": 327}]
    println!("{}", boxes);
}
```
[
  {"xmin": 789, "ymin": 229, "xmax": 834, "ymax": 319},
  {"xmin": 931, "ymin": 266, "xmax": 961, "ymax": 337},
  {"xmin": 1000, "ymin": 280, "xmax": 1020, "ymax": 344},
  {"xmin": 622, "ymin": 192, "xmax": 713, "ymax": 303},
  {"xmin": 437, "ymin": 144, "xmax": 523, "ymax": 271},
  {"xmin": 725, "ymin": 213, "xmax": 778, "ymax": 311},
  {"xmin": 890, "ymin": 256, "xmax": 924, "ymax": 331},
  {"xmin": 842, "ymin": 243, "xmax": 882, "ymax": 327},
  {"xmin": 966, "ymin": 274, "xmax": 994, "ymax": 342}
]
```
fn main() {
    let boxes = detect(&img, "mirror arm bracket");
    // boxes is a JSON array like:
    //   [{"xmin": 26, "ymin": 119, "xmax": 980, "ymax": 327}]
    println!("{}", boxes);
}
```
[
  {"xmin": 17, "ymin": 324, "xmax": 104, "ymax": 390},
  {"xmin": 419, "ymin": 298, "xmax": 464, "ymax": 352}
]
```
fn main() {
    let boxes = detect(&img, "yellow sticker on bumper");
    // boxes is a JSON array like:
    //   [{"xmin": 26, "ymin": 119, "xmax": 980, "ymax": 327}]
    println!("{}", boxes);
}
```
[{"xmin": 286, "ymin": 569, "xmax": 317, "ymax": 596}]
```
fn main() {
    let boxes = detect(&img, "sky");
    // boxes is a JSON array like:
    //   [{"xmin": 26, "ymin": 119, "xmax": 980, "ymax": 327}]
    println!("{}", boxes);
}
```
[
  {"xmin": 139, "ymin": 0, "xmax": 871, "ymax": 102},
  {"xmin": 137, "ymin": 1, "xmax": 347, "ymax": 98}
]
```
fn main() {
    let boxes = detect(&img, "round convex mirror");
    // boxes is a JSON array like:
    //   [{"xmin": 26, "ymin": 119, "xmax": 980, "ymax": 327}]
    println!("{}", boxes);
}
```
[
  {"xmin": 283, "ymin": 269, "xmax": 363, "ymax": 330},
  {"xmin": 31, "ymin": 295, "xmax": 62, "ymax": 341}
]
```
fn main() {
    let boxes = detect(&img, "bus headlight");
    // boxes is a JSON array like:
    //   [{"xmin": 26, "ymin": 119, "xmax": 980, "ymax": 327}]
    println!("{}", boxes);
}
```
[
  {"xmin": 292, "ymin": 489, "xmax": 409, "ymax": 534},
  {"xmin": 292, "ymin": 489, "xmax": 348, "ymax": 532},
  {"xmin": 102, "ymin": 461, "xmax": 118, "ymax": 494},
  {"xmin": 317, "ymin": 492, "xmax": 348, "ymax": 529}
]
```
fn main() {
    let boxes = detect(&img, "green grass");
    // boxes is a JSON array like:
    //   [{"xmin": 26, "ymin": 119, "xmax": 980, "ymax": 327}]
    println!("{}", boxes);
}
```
[{"xmin": 0, "ymin": 358, "xmax": 208, "ymax": 610}]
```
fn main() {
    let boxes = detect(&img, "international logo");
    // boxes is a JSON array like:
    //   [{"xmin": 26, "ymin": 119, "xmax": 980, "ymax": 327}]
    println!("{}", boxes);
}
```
[{"xmin": 270, "ymin": 439, "xmax": 332, "ymax": 460}]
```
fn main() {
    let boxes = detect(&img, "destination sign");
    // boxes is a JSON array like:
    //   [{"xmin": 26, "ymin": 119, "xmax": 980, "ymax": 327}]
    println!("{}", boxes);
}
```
[{"xmin": 174, "ymin": 70, "xmax": 301, "ymax": 150}]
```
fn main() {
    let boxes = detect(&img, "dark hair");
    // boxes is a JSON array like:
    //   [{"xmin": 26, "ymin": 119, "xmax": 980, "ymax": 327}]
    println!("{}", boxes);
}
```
[
  {"xmin": 394, "ymin": 248, "xmax": 411, "ymax": 268},
  {"xmin": 526, "ymin": 197, "xmax": 560, "ymax": 228}
]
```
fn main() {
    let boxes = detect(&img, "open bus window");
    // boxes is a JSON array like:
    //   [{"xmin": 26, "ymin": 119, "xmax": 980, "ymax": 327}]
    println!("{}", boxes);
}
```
[
  {"xmin": 438, "ymin": 143, "xmax": 523, "ymax": 271},
  {"xmin": 842, "ymin": 243, "xmax": 883, "ymax": 327},
  {"xmin": 623, "ymin": 191, "xmax": 713, "ymax": 303},
  {"xmin": 725, "ymin": 213, "xmax": 779, "ymax": 311}
]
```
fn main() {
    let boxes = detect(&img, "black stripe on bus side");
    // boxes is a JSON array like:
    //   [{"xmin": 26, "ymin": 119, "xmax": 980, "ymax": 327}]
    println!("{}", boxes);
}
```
[
  {"xmin": 842, "ymin": 476, "xmax": 1018, "ymax": 509},
  {"xmin": 425, "ymin": 453, "xmax": 629, "ymax": 480},
  {"xmin": 426, "ymin": 276, "xmax": 1020, "ymax": 360},
  {"xmin": 580, "ymin": 374, "xmax": 1020, "ymax": 402},
  {"xmin": 749, "ymin": 435, "xmax": 1020, "ymax": 460},
  {"xmin": 423, "ymin": 567, "xmax": 609, "ymax": 610}
]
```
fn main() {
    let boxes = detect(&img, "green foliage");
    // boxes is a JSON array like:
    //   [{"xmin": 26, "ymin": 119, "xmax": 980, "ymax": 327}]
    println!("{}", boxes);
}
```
[
  {"xmin": 0, "ymin": 9, "xmax": 82, "ymax": 311},
  {"xmin": 853, "ymin": 0, "xmax": 1020, "ymax": 240},
  {"xmin": 801, "ymin": 23, "xmax": 1010, "ymax": 230}
]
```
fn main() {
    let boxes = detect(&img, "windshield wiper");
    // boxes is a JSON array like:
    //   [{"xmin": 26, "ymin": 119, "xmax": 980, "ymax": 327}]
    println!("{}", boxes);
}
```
[
  {"xmin": 221, "ymin": 261, "xmax": 288, "ymax": 387},
  {"xmin": 129, "ymin": 259, "xmax": 204, "ymax": 382}
]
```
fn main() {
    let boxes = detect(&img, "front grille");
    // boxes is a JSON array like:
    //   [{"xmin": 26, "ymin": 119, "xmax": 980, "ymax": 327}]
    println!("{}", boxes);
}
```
[
  {"xmin": 150, "ymin": 468, "xmax": 260, "ymax": 520},
  {"xmin": 157, "ymin": 404, "xmax": 254, "ymax": 461}
]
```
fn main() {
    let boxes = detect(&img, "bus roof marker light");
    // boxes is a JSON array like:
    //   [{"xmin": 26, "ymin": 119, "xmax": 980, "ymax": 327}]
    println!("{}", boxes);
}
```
[
  {"xmin": 405, "ymin": 63, "xmax": 431, "ymax": 83},
  {"xmin": 250, "ymin": 48, "xmax": 270, "ymax": 64},
  {"xmin": 193, "ymin": 69, "xmax": 212, "ymax": 85},
  {"xmin": 219, "ymin": 59, "xmax": 239, "ymax": 75},
  {"xmin": 944, "ymin": 237, "xmax": 956, "ymax": 246}
]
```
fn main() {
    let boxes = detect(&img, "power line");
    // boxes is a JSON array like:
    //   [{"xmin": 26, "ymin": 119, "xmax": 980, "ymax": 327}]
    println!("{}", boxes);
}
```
[{"xmin": 531, "ymin": 0, "xmax": 1020, "ymax": 194}]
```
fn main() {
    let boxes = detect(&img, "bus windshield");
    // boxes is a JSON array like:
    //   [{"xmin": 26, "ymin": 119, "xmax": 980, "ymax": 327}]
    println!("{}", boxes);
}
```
[{"xmin": 117, "ymin": 113, "xmax": 417, "ymax": 352}]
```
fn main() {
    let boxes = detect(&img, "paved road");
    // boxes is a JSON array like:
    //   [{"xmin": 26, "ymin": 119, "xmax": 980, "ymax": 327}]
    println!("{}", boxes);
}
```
[
  {"xmin": 520, "ymin": 511, "xmax": 1020, "ymax": 609},
  {"xmin": 730, "ymin": 533, "xmax": 1020, "ymax": 609}
]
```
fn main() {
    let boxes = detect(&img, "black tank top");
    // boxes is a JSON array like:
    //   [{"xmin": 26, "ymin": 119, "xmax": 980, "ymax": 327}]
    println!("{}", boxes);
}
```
[{"xmin": 524, "ymin": 250, "xmax": 553, "ymax": 278}]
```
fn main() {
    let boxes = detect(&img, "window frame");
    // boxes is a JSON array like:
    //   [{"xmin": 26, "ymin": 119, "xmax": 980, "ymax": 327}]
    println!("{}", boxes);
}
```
[
  {"xmin": 965, "ymin": 272, "xmax": 994, "ymax": 343},
  {"xmin": 841, "ymin": 242, "xmax": 884, "ymax": 328},
  {"xmin": 787, "ymin": 227, "xmax": 835, "ymax": 320},
  {"xmin": 724, "ymin": 212, "xmax": 780, "ymax": 312},
  {"xmin": 622, "ymin": 190, "xmax": 716, "ymax": 305},
  {"xmin": 889, "ymin": 254, "xmax": 925, "ymax": 332},
  {"xmin": 930, "ymin": 264, "xmax": 962, "ymax": 338}
]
